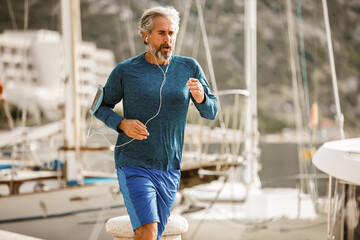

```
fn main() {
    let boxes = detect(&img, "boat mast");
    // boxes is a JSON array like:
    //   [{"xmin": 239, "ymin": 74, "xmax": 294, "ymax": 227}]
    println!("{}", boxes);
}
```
[
  {"xmin": 244, "ymin": 0, "xmax": 261, "ymax": 188},
  {"xmin": 61, "ymin": 0, "xmax": 82, "ymax": 185},
  {"xmin": 322, "ymin": 0, "xmax": 344, "ymax": 140},
  {"xmin": 322, "ymin": 0, "xmax": 346, "ymax": 239}
]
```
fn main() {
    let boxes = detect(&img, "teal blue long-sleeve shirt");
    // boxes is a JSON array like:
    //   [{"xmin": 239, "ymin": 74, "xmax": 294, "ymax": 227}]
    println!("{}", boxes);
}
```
[{"xmin": 95, "ymin": 53, "xmax": 218, "ymax": 170}]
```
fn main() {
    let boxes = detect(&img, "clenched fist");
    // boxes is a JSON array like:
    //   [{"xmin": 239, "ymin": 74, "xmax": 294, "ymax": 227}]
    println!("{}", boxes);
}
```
[{"xmin": 187, "ymin": 78, "xmax": 205, "ymax": 104}]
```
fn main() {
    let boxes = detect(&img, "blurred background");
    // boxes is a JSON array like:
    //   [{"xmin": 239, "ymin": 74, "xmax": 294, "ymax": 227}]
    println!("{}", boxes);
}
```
[
  {"xmin": 0, "ymin": 0, "xmax": 359, "ymax": 136},
  {"xmin": 0, "ymin": 0, "xmax": 359, "ymax": 240}
]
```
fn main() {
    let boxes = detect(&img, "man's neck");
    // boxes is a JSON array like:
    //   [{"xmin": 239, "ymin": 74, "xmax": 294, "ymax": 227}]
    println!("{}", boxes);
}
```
[{"xmin": 145, "ymin": 51, "xmax": 169, "ymax": 65}]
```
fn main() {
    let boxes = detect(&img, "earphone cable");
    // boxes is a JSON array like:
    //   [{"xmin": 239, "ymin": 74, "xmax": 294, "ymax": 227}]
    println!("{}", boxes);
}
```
[{"xmin": 87, "ymin": 48, "xmax": 171, "ymax": 149}]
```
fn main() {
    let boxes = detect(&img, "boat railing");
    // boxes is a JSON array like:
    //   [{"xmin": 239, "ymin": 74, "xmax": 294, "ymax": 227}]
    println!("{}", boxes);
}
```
[{"xmin": 182, "ymin": 89, "xmax": 249, "ymax": 176}]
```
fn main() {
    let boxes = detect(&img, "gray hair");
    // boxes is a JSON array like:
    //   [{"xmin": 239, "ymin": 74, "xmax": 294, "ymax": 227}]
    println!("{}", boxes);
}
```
[{"xmin": 139, "ymin": 6, "xmax": 180, "ymax": 45}]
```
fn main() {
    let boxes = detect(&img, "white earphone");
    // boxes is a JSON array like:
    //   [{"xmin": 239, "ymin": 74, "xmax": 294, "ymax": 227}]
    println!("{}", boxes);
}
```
[{"xmin": 146, "ymin": 36, "xmax": 148, "ymax": 42}]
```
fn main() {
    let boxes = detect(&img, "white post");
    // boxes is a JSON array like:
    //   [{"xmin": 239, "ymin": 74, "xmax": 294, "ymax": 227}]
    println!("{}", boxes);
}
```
[
  {"xmin": 106, "ymin": 215, "xmax": 188, "ymax": 240},
  {"xmin": 244, "ymin": 0, "xmax": 260, "ymax": 188}
]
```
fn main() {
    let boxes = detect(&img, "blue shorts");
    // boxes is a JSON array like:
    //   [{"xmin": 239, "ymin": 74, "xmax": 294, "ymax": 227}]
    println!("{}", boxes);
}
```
[{"xmin": 117, "ymin": 166, "xmax": 181, "ymax": 240}]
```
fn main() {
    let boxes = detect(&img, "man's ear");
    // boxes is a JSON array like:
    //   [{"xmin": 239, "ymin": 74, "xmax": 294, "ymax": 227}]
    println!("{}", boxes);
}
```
[{"xmin": 143, "ymin": 33, "xmax": 148, "ymax": 45}]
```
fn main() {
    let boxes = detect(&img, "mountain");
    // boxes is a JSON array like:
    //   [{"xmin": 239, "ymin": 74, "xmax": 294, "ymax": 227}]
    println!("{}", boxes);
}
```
[{"xmin": 0, "ymin": 0, "xmax": 359, "ymax": 137}]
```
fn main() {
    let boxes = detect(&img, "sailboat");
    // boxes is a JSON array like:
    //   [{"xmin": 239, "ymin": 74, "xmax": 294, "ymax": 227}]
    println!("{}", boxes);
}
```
[{"xmin": 0, "ymin": 1, "xmax": 125, "ymax": 239}]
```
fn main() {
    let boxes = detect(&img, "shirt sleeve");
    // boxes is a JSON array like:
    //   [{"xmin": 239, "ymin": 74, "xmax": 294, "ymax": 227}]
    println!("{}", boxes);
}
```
[
  {"xmin": 191, "ymin": 60, "xmax": 218, "ymax": 120},
  {"xmin": 94, "ymin": 64, "xmax": 124, "ymax": 133}
]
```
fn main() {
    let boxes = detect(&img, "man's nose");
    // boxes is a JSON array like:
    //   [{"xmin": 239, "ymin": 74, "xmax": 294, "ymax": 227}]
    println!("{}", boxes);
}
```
[{"xmin": 164, "ymin": 34, "xmax": 172, "ymax": 43}]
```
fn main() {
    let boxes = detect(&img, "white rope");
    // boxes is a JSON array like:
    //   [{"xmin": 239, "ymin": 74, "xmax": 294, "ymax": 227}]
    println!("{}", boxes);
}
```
[
  {"xmin": 6, "ymin": 0, "xmax": 17, "ymax": 30},
  {"xmin": 24, "ymin": 0, "xmax": 29, "ymax": 30},
  {"xmin": 195, "ymin": 0, "xmax": 229, "ymax": 151},
  {"xmin": 285, "ymin": 0, "xmax": 307, "ymax": 196},
  {"xmin": 175, "ymin": 0, "xmax": 192, "ymax": 55}
]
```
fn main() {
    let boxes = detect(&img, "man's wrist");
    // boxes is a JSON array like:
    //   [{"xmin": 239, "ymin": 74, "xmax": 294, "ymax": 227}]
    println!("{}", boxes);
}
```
[{"xmin": 118, "ymin": 119, "xmax": 126, "ymax": 131}]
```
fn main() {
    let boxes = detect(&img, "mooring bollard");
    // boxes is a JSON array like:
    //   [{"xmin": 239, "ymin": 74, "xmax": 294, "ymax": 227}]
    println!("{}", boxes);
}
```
[{"xmin": 106, "ymin": 214, "xmax": 188, "ymax": 240}]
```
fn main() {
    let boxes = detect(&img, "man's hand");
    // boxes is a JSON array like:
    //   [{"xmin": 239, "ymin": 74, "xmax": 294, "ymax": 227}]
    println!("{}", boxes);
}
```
[
  {"xmin": 187, "ymin": 78, "xmax": 205, "ymax": 104},
  {"xmin": 118, "ymin": 119, "xmax": 149, "ymax": 140}
]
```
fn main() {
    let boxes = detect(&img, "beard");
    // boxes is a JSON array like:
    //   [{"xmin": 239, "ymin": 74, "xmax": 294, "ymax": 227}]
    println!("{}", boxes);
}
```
[{"xmin": 149, "ymin": 42, "xmax": 173, "ymax": 62}]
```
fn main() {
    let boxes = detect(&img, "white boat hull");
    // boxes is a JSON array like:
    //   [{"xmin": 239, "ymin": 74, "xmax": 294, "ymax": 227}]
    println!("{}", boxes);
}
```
[
  {"xmin": 313, "ymin": 138, "xmax": 360, "ymax": 185},
  {"xmin": 0, "ymin": 181, "xmax": 126, "ymax": 240}
]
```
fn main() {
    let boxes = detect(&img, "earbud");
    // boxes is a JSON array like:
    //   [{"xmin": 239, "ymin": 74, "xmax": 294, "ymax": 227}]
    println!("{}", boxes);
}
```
[{"xmin": 146, "ymin": 37, "xmax": 148, "ymax": 42}]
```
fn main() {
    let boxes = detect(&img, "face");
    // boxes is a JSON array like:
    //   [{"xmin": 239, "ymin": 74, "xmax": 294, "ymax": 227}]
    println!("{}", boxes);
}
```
[{"xmin": 148, "ymin": 16, "xmax": 177, "ymax": 62}]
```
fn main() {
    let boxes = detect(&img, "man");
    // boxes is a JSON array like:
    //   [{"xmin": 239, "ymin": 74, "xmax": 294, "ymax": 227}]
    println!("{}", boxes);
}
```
[{"xmin": 94, "ymin": 6, "xmax": 218, "ymax": 240}]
